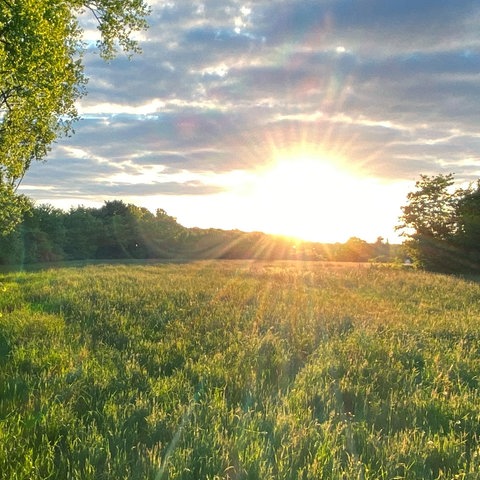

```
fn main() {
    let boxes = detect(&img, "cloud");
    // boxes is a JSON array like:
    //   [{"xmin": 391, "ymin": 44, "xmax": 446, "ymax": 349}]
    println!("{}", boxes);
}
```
[{"xmin": 17, "ymin": 0, "xmax": 480, "ymax": 241}]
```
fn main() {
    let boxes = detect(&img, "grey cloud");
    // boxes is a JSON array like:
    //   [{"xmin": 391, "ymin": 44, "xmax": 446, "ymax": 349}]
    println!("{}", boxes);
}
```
[
  {"xmin": 23, "ymin": 150, "xmax": 225, "ymax": 199},
  {"xmin": 257, "ymin": 0, "xmax": 479, "ymax": 52},
  {"xmin": 83, "ymin": 56, "xmax": 182, "ymax": 104},
  {"xmin": 151, "ymin": 149, "xmax": 242, "ymax": 174},
  {"xmin": 255, "ymin": 1, "xmax": 330, "ymax": 42},
  {"xmin": 22, "ymin": 181, "xmax": 223, "ymax": 199},
  {"xmin": 184, "ymin": 26, "xmax": 253, "ymax": 48},
  {"xmin": 335, "ymin": 0, "xmax": 478, "ymax": 37},
  {"xmin": 24, "ymin": 155, "xmax": 123, "ymax": 185},
  {"xmin": 83, "ymin": 181, "xmax": 224, "ymax": 196},
  {"xmin": 20, "ymin": 0, "xmax": 480, "ymax": 211},
  {"xmin": 361, "ymin": 157, "xmax": 445, "ymax": 180}
]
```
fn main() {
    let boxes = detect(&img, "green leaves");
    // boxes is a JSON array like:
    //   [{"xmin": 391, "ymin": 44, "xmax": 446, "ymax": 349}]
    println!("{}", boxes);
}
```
[
  {"xmin": 396, "ymin": 173, "xmax": 480, "ymax": 272},
  {"xmin": 397, "ymin": 174, "xmax": 462, "ymax": 240},
  {"xmin": 80, "ymin": 0, "xmax": 151, "ymax": 60},
  {"xmin": 0, "ymin": 182, "xmax": 31, "ymax": 235},
  {"xmin": 0, "ymin": 0, "xmax": 149, "ymax": 234}
]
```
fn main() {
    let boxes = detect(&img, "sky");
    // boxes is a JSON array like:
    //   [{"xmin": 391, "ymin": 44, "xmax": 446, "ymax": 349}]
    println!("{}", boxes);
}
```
[{"xmin": 18, "ymin": 0, "xmax": 480, "ymax": 243}]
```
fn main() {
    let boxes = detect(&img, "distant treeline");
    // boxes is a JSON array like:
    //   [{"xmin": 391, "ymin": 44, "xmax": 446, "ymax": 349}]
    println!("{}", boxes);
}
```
[{"xmin": 0, "ymin": 200, "xmax": 402, "ymax": 265}]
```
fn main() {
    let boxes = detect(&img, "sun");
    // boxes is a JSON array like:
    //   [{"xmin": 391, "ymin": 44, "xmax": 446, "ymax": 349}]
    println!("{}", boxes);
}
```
[
  {"xmin": 234, "ymin": 152, "xmax": 401, "ymax": 243},
  {"xmin": 143, "ymin": 148, "xmax": 409, "ymax": 244},
  {"xmin": 248, "ymin": 155, "xmax": 354, "ymax": 241}
]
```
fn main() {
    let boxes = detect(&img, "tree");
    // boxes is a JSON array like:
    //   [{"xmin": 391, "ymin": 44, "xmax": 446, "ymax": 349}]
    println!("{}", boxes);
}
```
[
  {"xmin": 64, "ymin": 206, "xmax": 102, "ymax": 259},
  {"xmin": 92, "ymin": 201, "xmax": 160, "ymax": 259},
  {"xmin": 372, "ymin": 236, "xmax": 390, "ymax": 262},
  {"xmin": 140, "ymin": 208, "xmax": 185, "ymax": 258},
  {"xmin": 396, "ymin": 174, "xmax": 471, "ymax": 272},
  {"xmin": 0, "ymin": 213, "xmax": 26, "ymax": 264},
  {"xmin": 0, "ymin": 0, "xmax": 150, "ymax": 234},
  {"xmin": 22, "ymin": 204, "xmax": 66, "ymax": 262},
  {"xmin": 93, "ymin": 200, "xmax": 132, "ymax": 258},
  {"xmin": 454, "ymin": 183, "xmax": 480, "ymax": 269},
  {"xmin": 335, "ymin": 237, "xmax": 373, "ymax": 262}
]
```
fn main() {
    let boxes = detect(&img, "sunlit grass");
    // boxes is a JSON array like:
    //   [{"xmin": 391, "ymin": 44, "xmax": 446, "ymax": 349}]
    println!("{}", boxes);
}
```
[{"xmin": 0, "ymin": 261, "xmax": 479, "ymax": 478}]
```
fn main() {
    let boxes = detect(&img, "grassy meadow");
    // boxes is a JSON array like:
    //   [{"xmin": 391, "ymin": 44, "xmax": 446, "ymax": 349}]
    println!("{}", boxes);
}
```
[{"xmin": 0, "ymin": 261, "xmax": 479, "ymax": 479}]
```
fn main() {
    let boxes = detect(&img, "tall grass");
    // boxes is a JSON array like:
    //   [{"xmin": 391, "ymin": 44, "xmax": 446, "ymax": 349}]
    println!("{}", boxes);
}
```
[{"xmin": 0, "ymin": 261, "xmax": 479, "ymax": 478}]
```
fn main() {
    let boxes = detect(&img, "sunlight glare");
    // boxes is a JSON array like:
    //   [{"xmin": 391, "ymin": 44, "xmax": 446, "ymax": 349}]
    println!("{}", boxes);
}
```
[
  {"xmin": 132, "ymin": 152, "xmax": 410, "ymax": 245},
  {"xmin": 235, "ymin": 153, "xmax": 401, "ymax": 243}
]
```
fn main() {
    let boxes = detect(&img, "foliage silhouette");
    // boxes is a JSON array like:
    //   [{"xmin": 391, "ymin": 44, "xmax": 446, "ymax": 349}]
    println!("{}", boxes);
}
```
[{"xmin": 0, "ymin": 0, "xmax": 149, "ymax": 233}]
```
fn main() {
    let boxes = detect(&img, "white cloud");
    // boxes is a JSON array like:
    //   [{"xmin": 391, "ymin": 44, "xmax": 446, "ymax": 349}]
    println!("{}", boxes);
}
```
[
  {"xmin": 18, "ymin": 0, "xmax": 480, "ymax": 242},
  {"xmin": 78, "ymin": 99, "xmax": 166, "ymax": 116}
]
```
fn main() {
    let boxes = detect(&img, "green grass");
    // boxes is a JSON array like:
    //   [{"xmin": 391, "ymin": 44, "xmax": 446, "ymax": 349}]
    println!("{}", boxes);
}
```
[{"xmin": 0, "ymin": 261, "xmax": 479, "ymax": 479}]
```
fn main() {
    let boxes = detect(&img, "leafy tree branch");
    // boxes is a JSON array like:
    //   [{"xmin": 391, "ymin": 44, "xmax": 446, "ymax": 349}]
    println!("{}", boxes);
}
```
[
  {"xmin": 397, "ymin": 173, "xmax": 480, "ymax": 272},
  {"xmin": 0, "ymin": 0, "xmax": 150, "ymax": 234}
]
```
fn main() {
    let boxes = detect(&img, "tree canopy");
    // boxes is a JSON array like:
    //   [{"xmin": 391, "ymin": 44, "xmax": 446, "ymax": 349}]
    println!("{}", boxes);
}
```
[
  {"xmin": 0, "ymin": 0, "xmax": 149, "ymax": 234},
  {"xmin": 0, "ymin": 200, "xmax": 400, "ymax": 265},
  {"xmin": 397, "ymin": 173, "xmax": 480, "ymax": 272}
]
